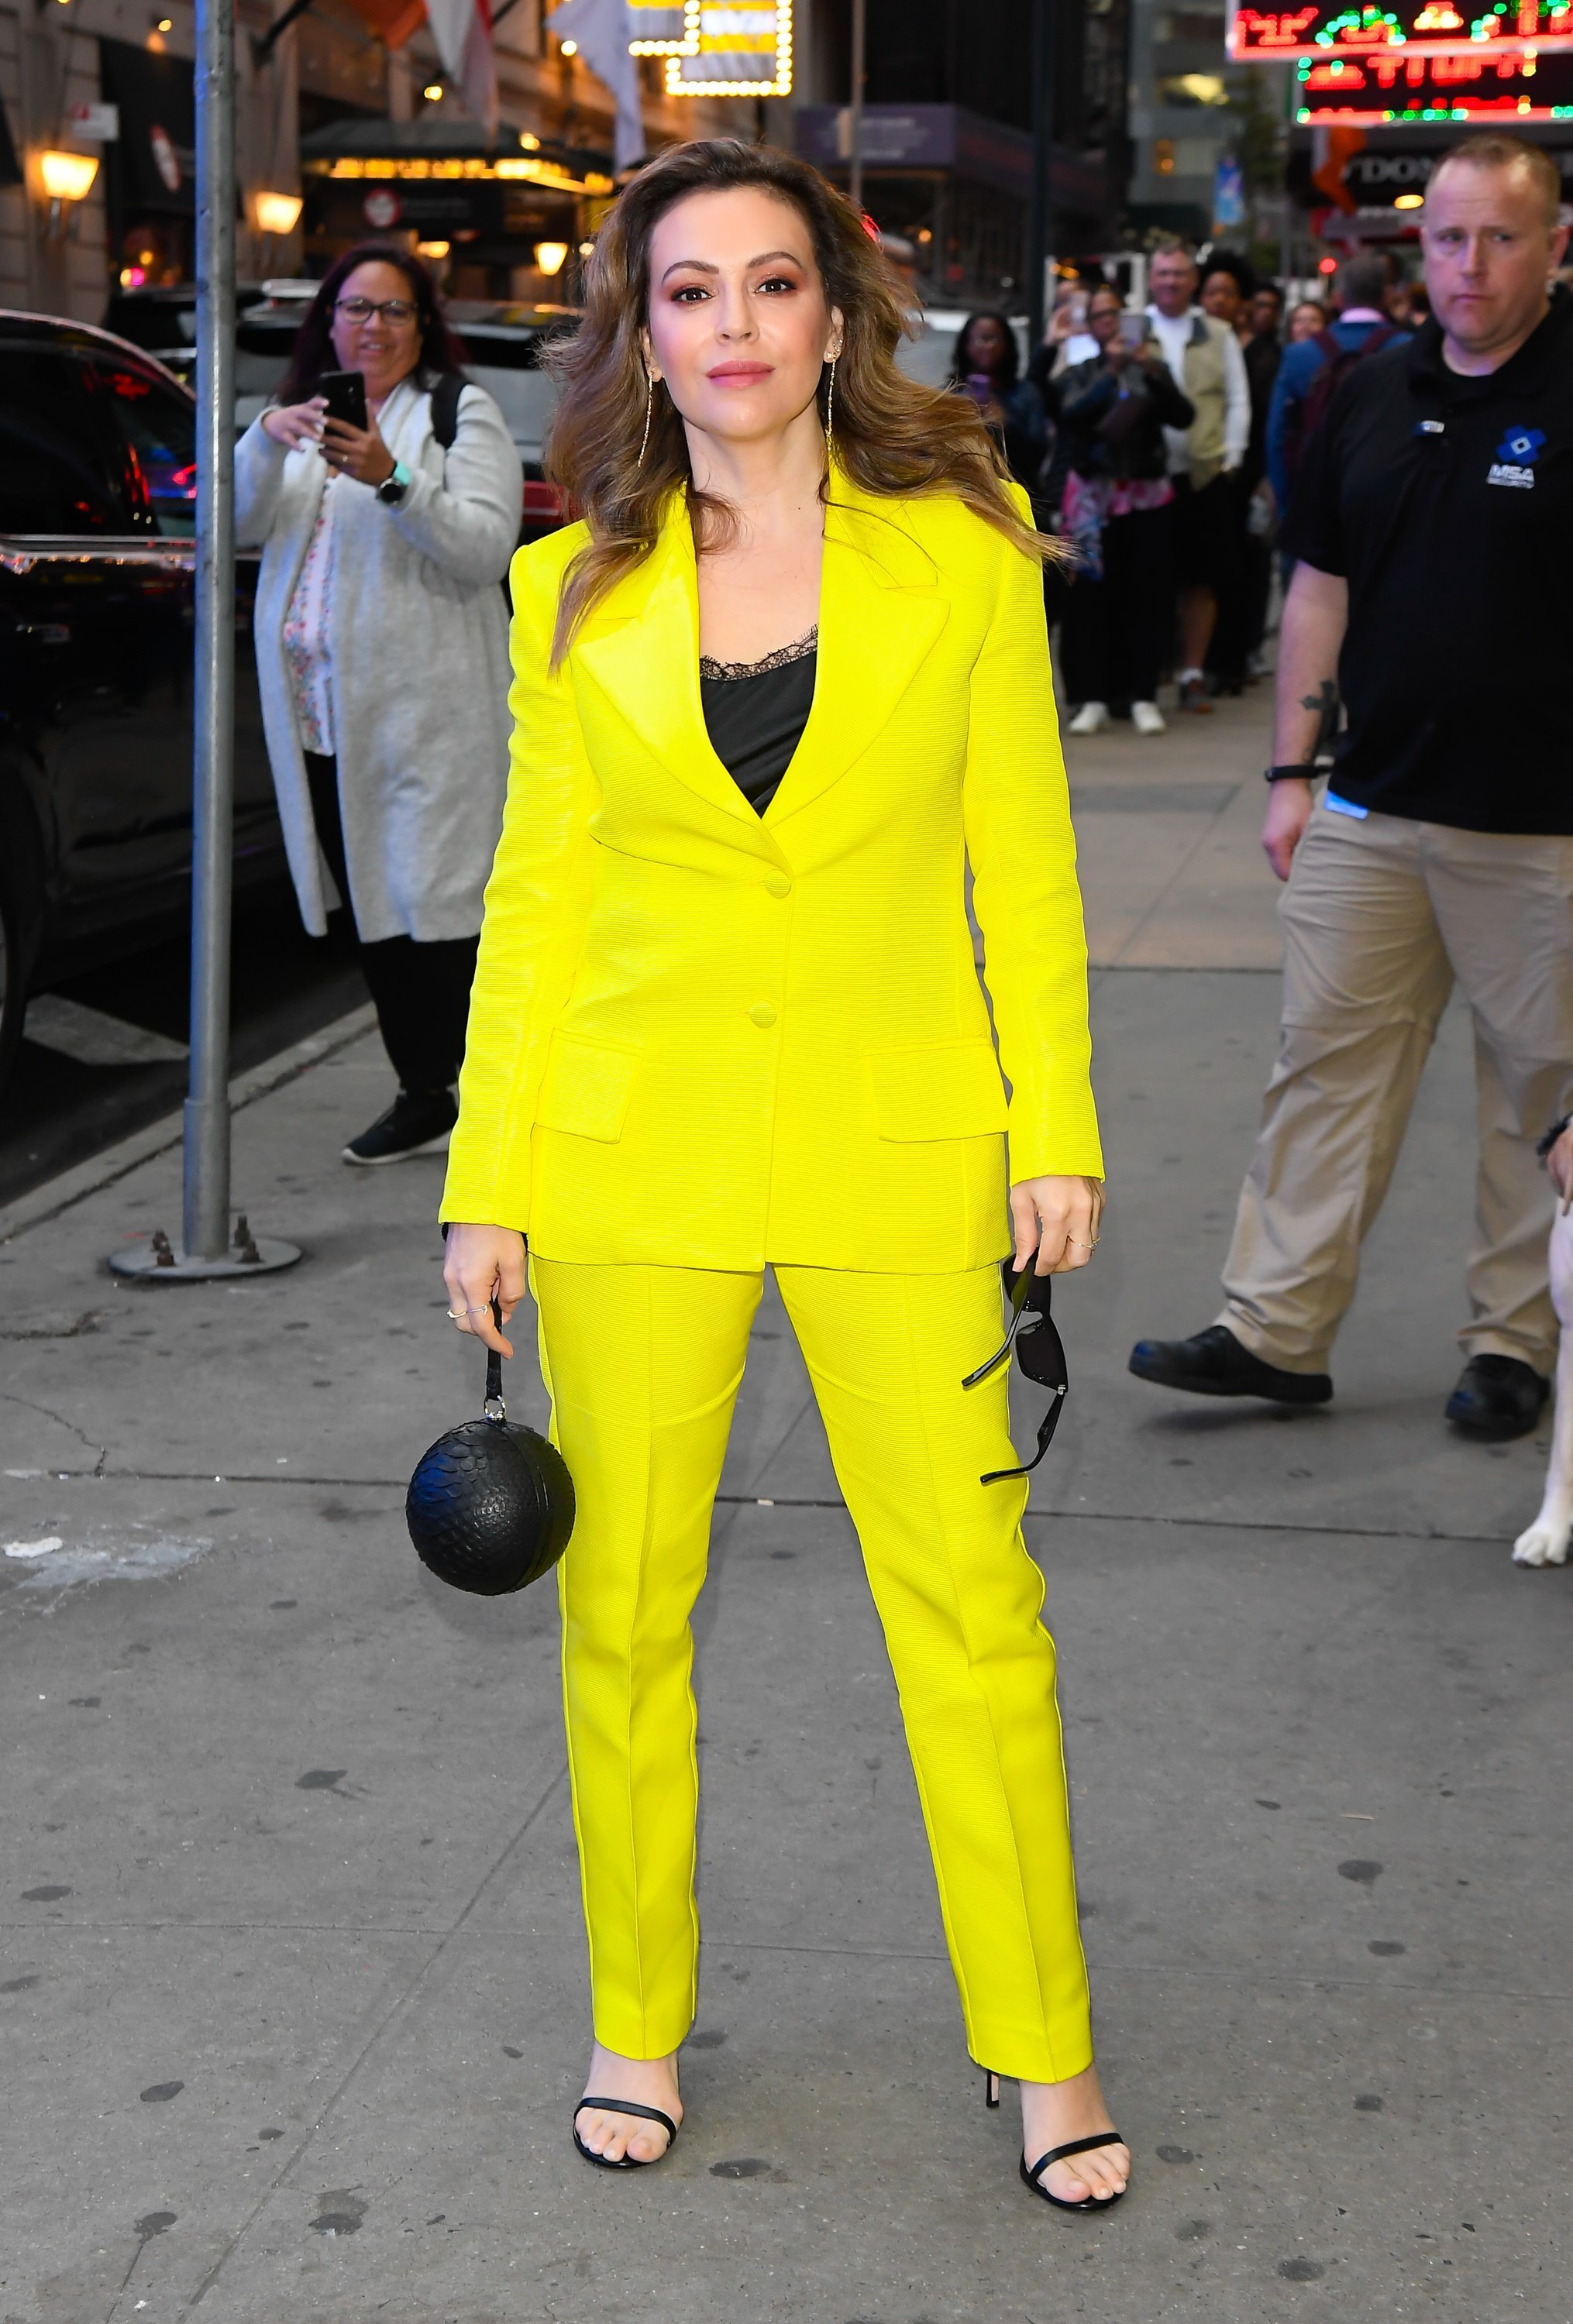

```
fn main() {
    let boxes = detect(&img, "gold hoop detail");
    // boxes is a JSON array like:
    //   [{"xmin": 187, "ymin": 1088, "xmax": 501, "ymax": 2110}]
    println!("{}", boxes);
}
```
[{"xmin": 637, "ymin": 370, "xmax": 654, "ymax": 468}]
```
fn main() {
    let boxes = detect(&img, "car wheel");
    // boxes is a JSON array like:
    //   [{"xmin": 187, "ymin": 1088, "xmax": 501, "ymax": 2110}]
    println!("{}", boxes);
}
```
[{"xmin": 0, "ymin": 854, "xmax": 26, "ymax": 1101}]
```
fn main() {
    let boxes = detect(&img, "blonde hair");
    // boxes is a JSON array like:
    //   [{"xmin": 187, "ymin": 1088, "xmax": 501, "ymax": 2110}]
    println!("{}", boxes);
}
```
[{"xmin": 543, "ymin": 138, "xmax": 1054, "ymax": 665}]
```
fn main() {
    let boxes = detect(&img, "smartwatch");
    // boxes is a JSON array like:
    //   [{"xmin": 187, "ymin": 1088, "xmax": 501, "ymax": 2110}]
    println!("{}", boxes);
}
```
[{"xmin": 376, "ymin": 459, "xmax": 411, "ymax": 507}]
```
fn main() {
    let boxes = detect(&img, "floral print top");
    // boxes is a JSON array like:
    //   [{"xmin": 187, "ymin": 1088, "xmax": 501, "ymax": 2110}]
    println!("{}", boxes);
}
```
[{"xmin": 283, "ymin": 473, "xmax": 339, "ymax": 755}]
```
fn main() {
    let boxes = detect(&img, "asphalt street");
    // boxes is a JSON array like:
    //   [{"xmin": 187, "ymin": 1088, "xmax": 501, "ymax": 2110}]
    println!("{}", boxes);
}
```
[
  {"xmin": 2, "ymin": 893, "xmax": 367, "ymax": 1212},
  {"xmin": 1, "ymin": 683, "xmax": 1568, "ymax": 2323}
]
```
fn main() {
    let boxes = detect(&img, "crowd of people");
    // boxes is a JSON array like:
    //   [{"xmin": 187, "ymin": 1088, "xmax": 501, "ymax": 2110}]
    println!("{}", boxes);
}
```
[{"xmin": 945, "ymin": 238, "xmax": 1433, "ymax": 737}]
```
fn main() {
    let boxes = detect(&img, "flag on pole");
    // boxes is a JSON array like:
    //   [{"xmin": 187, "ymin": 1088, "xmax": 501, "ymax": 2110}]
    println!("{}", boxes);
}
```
[
  {"xmin": 426, "ymin": 0, "xmax": 499, "ymax": 136},
  {"xmin": 339, "ymin": 0, "xmax": 429, "ymax": 47},
  {"xmin": 547, "ymin": 0, "xmax": 645, "ymax": 172}
]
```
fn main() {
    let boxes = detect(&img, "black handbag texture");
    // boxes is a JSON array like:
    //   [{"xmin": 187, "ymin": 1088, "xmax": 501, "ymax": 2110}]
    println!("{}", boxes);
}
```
[{"xmin": 407, "ymin": 1313, "xmax": 575, "ymax": 1596}]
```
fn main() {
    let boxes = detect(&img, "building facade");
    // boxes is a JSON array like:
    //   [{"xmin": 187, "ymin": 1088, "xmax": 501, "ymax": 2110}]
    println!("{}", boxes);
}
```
[
  {"xmin": 793, "ymin": 0, "xmax": 1132, "ymax": 304},
  {"xmin": 0, "ymin": 0, "xmax": 748, "ymax": 325}
]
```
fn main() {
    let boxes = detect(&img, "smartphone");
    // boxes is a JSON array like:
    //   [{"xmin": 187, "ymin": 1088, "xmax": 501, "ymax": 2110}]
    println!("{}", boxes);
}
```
[
  {"xmin": 318, "ymin": 370, "xmax": 368, "ymax": 431},
  {"xmin": 1117, "ymin": 313, "xmax": 1149, "ymax": 352}
]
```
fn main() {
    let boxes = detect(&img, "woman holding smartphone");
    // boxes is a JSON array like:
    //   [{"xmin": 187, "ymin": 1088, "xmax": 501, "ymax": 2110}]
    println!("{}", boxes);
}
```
[
  {"xmin": 441, "ymin": 138, "xmax": 1129, "ymax": 2214},
  {"xmin": 948, "ymin": 310, "xmax": 1049, "ymax": 491},
  {"xmin": 236, "ymin": 245, "xmax": 522, "ymax": 1164},
  {"xmin": 1048, "ymin": 286, "xmax": 1194, "ymax": 737}
]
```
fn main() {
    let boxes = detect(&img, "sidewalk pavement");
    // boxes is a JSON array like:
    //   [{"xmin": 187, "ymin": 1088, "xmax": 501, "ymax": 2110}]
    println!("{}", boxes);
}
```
[{"xmin": 2, "ymin": 686, "xmax": 1570, "ymax": 2323}]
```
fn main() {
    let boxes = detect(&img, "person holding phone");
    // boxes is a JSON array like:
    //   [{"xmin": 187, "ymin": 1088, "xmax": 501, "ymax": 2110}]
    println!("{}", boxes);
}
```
[
  {"xmin": 948, "ymin": 311, "xmax": 1048, "ymax": 490},
  {"xmin": 440, "ymin": 139, "xmax": 1126, "ymax": 2212},
  {"xmin": 1047, "ymin": 287, "xmax": 1194, "ymax": 736},
  {"xmin": 235, "ymin": 244, "xmax": 523, "ymax": 1164}
]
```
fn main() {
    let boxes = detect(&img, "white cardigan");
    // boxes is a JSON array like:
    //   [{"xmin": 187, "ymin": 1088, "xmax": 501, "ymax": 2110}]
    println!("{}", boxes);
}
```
[{"xmin": 235, "ymin": 376, "xmax": 522, "ymax": 944}]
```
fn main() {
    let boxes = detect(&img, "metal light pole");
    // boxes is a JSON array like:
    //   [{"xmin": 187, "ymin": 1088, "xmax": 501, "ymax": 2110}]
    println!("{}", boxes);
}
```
[
  {"xmin": 185, "ymin": 0, "xmax": 236, "ymax": 1263},
  {"xmin": 848, "ymin": 0, "xmax": 866, "ymax": 214},
  {"xmin": 1027, "ymin": 0, "xmax": 1052, "ymax": 349},
  {"xmin": 111, "ymin": 0, "xmax": 299, "ymax": 1282}
]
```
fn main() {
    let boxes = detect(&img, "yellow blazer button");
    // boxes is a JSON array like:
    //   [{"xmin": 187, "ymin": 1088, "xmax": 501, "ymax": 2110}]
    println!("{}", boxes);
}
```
[
  {"xmin": 748, "ymin": 1002, "xmax": 777, "ymax": 1028},
  {"xmin": 762, "ymin": 871, "xmax": 792, "ymax": 898}
]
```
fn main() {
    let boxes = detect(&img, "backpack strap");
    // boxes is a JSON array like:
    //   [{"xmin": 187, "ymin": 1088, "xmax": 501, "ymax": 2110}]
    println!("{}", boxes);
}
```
[{"xmin": 429, "ymin": 372, "xmax": 466, "ymax": 451}]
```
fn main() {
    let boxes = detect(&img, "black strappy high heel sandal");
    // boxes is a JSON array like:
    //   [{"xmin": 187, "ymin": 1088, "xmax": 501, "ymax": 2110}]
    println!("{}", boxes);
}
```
[
  {"xmin": 984, "ymin": 2071, "xmax": 1128, "ymax": 2214},
  {"xmin": 572, "ymin": 2096, "xmax": 679, "ymax": 2171}
]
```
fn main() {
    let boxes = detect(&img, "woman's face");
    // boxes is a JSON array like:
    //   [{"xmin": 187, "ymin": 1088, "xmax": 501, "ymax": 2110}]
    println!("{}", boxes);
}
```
[
  {"xmin": 963, "ymin": 315, "xmax": 1012, "ymax": 376},
  {"xmin": 1088, "ymin": 293, "xmax": 1123, "ymax": 348},
  {"xmin": 1289, "ymin": 301, "xmax": 1327, "ymax": 342},
  {"xmin": 642, "ymin": 186, "xmax": 842, "ymax": 451},
  {"xmin": 1200, "ymin": 271, "xmax": 1241, "ymax": 327},
  {"xmin": 329, "ymin": 260, "xmax": 423, "ymax": 404}
]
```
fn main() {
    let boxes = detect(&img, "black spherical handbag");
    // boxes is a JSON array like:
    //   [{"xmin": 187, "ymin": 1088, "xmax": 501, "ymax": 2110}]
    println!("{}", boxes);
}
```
[{"xmin": 407, "ymin": 1304, "xmax": 575, "ymax": 1595}]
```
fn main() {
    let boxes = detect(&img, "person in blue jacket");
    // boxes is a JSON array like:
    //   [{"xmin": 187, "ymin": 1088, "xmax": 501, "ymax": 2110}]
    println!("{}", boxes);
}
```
[{"xmin": 1267, "ymin": 253, "xmax": 1408, "ymax": 519}]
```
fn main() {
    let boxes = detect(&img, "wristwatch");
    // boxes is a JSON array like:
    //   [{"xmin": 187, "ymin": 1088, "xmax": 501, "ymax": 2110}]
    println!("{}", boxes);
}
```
[
  {"xmin": 376, "ymin": 459, "xmax": 411, "ymax": 507},
  {"xmin": 1263, "ymin": 764, "xmax": 1314, "ymax": 783}
]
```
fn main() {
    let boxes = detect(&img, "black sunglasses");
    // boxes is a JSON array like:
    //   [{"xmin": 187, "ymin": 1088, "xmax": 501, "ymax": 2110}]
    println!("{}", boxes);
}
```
[{"xmin": 961, "ymin": 1256, "xmax": 1069, "ymax": 1484}]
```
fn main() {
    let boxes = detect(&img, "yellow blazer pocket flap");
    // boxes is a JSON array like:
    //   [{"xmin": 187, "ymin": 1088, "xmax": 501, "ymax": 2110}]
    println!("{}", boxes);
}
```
[
  {"xmin": 866, "ymin": 1040, "xmax": 1009, "ymax": 1142},
  {"xmin": 535, "ymin": 1036, "xmax": 638, "ymax": 1143}
]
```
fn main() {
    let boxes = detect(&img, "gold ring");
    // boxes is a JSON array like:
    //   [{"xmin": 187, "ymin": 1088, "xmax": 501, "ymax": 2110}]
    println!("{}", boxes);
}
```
[{"xmin": 1067, "ymin": 1236, "xmax": 1099, "ymax": 1249}]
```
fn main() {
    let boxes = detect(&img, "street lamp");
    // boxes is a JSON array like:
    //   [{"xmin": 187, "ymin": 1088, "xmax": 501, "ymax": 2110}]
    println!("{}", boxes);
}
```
[
  {"xmin": 253, "ymin": 189, "xmax": 301, "ymax": 235},
  {"xmin": 36, "ymin": 147, "xmax": 98, "ymax": 236}
]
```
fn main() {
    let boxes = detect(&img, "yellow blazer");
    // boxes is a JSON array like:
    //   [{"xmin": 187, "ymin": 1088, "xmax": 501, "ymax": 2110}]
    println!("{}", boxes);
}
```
[{"xmin": 441, "ymin": 467, "xmax": 1102, "ymax": 1272}]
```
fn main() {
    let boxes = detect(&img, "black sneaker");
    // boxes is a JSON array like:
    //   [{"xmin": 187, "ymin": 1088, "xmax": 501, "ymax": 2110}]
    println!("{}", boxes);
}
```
[
  {"xmin": 1128, "ymin": 1322, "xmax": 1331, "ymax": 1405},
  {"xmin": 342, "ymin": 1087, "xmax": 457, "ymax": 1167},
  {"xmin": 1444, "ymin": 1354, "xmax": 1548, "ymax": 1441}
]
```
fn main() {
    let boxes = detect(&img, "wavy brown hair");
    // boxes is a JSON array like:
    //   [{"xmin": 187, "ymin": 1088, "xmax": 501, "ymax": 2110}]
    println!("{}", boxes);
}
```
[{"xmin": 544, "ymin": 138, "xmax": 1054, "ymax": 664}]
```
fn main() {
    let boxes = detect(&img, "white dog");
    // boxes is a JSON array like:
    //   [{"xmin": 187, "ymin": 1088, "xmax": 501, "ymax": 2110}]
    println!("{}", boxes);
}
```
[{"xmin": 1513, "ymin": 1119, "xmax": 1573, "ymax": 1567}]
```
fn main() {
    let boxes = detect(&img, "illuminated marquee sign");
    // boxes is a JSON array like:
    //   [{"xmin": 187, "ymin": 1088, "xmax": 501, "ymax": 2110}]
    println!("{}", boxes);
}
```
[
  {"xmin": 663, "ymin": 0, "xmax": 793, "ymax": 94},
  {"xmin": 1296, "ymin": 43, "xmax": 1573, "ymax": 108},
  {"xmin": 1231, "ymin": 0, "xmax": 1573, "ymax": 58}
]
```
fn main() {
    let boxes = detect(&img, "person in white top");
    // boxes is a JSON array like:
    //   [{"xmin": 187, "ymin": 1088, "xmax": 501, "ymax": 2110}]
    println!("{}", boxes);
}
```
[
  {"xmin": 1145, "ymin": 239, "xmax": 1249, "ymax": 713},
  {"xmin": 235, "ymin": 245, "xmax": 522, "ymax": 1165}
]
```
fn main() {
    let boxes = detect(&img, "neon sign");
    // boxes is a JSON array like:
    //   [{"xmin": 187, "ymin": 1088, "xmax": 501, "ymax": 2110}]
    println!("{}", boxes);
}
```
[
  {"xmin": 663, "ymin": 0, "xmax": 793, "ymax": 95},
  {"xmin": 1231, "ymin": 0, "xmax": 1573, "ymax": 56},
  {"xmin": 1296, "ymin": 43, "xmax": 1573, "ymax": 109}
]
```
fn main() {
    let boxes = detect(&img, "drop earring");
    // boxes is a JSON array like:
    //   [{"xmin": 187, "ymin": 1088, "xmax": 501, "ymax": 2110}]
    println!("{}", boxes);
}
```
[
  {"xmin": 637, "ymin": 370, "xmax": 654, "ymax": 468},
  {"xmin": 824, "ymin": 354, "xmax": 837, "ymax": 452}
]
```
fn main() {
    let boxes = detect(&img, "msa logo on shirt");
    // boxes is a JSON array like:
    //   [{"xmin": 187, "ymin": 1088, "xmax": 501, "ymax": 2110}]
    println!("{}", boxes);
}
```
[{"xmin": 1488, "ymin": 425, "xmax": 1546, "ymax": 490}]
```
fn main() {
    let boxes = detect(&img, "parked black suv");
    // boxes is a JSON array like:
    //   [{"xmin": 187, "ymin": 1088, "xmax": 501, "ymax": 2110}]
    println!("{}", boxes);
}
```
[{"xmin": 0, "ymin": 311, "xmax": 283, "ymax": 1096}]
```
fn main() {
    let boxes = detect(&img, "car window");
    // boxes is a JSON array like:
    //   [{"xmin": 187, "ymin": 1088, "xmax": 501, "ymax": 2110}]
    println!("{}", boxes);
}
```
[
  {"xmin": 0, "ymin": 347, "xmax": 126, "ymax": 535},
  {"xmin": 84, "ymin": 359, "xmax": 198, "ymax": 538}
]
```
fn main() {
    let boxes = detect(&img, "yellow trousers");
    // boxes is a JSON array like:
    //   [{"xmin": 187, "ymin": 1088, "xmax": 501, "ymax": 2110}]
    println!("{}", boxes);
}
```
[{"xmin": 533, "ymin": 1257, "xmax": 1093, "ymax": 2085}]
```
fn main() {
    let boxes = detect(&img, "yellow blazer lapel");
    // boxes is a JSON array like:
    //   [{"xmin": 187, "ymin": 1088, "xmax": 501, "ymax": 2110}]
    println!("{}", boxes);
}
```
[
  {"xmin": 766, "ymin": 473, "xmax": 949, "ymax": 826},
  {"xmin": 573, "ymin": 500, "xmax": 765, "ymax": 832}
]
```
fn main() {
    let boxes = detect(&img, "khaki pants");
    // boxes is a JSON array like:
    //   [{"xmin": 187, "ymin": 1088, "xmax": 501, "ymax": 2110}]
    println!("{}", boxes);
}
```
[{"xmin": 1218, "ymin": 803, "xmax": 1573, "ymax": 1376}]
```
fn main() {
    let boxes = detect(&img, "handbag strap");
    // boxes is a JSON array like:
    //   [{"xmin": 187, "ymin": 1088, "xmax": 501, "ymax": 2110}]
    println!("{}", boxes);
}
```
[{"xmin": 484, "ymin": 1297, "xmax": 506, "ymax": 1422}]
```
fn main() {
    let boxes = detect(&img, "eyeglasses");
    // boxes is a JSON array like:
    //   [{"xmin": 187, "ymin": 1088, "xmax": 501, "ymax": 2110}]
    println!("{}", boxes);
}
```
[
  {"xmin": 334, "ymin": 297, "xmax": 418, "ymax": 324},
  {"xmin": 962, "ymin": 1257, "xmax": 1069, "ymax": 1483}
]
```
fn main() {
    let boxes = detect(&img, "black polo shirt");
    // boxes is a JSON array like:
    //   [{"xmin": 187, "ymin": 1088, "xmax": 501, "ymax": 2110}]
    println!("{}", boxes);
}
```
[{"xmin": 1282, "ymin": 286, "xmax": 1573, "ymax": 834}]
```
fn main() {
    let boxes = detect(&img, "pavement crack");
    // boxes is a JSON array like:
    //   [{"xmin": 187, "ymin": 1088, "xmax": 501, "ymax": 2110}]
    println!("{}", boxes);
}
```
[
  {"xmin": 183, "ymin": 1762, "xmax": 568, "ymax": 2315},
  {"xmin": 2, "ymin": 1389, "xmax": 107, "ymax": 1473}
]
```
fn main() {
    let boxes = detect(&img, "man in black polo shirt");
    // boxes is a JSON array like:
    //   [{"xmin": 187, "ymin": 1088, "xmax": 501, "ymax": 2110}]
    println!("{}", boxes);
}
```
[{"xmin": 1131, "ymin": 132, "xmax": 1573, "ymax": 1438}]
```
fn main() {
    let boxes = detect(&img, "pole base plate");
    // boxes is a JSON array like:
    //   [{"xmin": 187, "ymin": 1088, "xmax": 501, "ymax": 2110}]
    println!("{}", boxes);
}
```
[{"xmin": 108, "ymin": 1235, "xmax": 302, "ymax": 1281}]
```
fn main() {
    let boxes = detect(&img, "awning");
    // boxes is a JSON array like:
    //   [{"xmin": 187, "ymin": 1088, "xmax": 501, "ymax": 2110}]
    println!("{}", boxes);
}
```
[{"xmin": 98, "ymin": 38, "xmax": 195, "ymax": 217}]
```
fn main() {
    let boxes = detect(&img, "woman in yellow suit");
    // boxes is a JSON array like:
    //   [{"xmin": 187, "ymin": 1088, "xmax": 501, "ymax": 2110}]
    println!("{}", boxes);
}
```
[{"xmin": 441, "ymin": 139, "xmax": 1130, "ymax": 2212}]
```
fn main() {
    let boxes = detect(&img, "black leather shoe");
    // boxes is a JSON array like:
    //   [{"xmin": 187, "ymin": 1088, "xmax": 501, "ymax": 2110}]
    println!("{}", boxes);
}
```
[
  {"xmin": 1128, "ymin": 1322, "xmax": 1332, "ymax": 1405},
  {"xmin": 342, "ymin": 1086, "xmax": 457, "ymax": 1166},
  {"xmin": 1444, "ymin": 1354, "xmax": 1549, "ymax": 1441}
]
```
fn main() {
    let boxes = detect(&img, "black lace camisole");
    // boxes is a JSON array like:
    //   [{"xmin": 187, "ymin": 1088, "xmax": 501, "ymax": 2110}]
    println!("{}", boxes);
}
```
[{"xmin": 698, "ymin": 627, "xmax": 817, "ymax": 816}]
